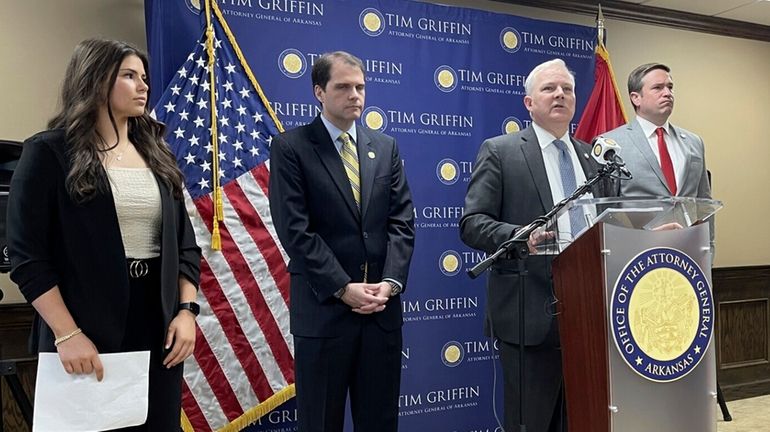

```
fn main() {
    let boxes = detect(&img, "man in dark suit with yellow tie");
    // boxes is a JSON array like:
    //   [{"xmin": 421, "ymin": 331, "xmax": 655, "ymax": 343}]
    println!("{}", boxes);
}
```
[{"xmin": 268, "ymin": 51, "xmax": 415, "ymax": 432}]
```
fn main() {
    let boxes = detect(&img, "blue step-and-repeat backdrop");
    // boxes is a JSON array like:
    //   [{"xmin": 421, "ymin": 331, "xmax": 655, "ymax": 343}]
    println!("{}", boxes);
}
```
[{"xmin": 147, "ymin": 1, "xmax": 595, "ymax": 430}]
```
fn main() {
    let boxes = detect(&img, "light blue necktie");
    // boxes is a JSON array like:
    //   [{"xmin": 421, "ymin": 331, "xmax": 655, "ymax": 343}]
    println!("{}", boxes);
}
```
[{"xmin": 553, "ymin": 139, "xmax": 586, "ymax": 238}]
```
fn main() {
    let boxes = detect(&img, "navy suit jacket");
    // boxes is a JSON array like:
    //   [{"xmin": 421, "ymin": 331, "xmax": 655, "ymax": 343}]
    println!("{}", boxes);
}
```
[{"xmin": 269, "ymin": 115, "xmax": 415, "ymax": 337}]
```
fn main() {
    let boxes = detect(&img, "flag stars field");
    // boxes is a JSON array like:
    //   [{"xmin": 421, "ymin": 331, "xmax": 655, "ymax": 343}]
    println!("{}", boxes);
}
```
[{"xmin": 152, "ymin": 16, "xmax": 290, "ymax": 428}]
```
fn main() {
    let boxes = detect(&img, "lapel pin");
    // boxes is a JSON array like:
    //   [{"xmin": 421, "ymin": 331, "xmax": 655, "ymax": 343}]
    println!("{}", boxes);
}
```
[{"xmin": 368, "ymin": 151, "xmax": 375, "ymax": 159}]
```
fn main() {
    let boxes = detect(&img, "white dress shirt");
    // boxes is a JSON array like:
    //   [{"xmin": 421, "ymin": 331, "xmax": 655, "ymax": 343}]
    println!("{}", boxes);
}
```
[
  {"xmin": 320, "ymin": 113, "xmax": 358, "ymax": 153},
  {"xmin": 532, "ymin": 122, "xmax": 592, "ymax": 241}
]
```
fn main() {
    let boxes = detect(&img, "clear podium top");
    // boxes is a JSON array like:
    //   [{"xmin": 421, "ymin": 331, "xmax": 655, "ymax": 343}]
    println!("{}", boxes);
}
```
[{"xmin": 535, "ymin": 196, "xmax": 722, "ymax": 254}]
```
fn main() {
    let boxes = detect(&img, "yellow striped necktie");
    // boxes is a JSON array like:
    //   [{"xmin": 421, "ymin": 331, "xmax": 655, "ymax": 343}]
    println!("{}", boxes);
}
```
[{"xmin": 339, "ymin": 132, "xmax": 361, "ymax": 209}]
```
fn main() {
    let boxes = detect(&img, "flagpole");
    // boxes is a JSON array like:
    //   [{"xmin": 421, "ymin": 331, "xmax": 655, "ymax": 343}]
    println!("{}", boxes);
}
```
[
  {"xmin": 205, "ymin": 0, "xmax": 223, "ymax": 250},
  {"xmin": 595, "ymin": 5, "xmax": 628, "ymax": 122},
  {"xmin": 573, "ymin": 3, "xmax": 627, "ymax": 142},
  {"xmin": 597, "ymin": 4, "xmax": 606, "ymax": 47}
]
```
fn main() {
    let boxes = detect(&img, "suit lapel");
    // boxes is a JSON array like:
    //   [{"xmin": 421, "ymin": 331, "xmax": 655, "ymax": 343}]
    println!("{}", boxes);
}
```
[
  {"xmin": 629, "ymin": 119, "xmax": 670, "ymax": 192},
  {"xmin": 358, "ymin": 127, "xmax": 375, "ymax": 220},
  {"xmin": 671, "ymin": 124, "xmax": 696, "ymax": 193},
  {"xmin": 520, "ymin": 127, "xmax": 554, "ymax": 211},
  {"xmin": 309, "ymin": 117, "xmax": 361, "ymax": 219},
  {"xmin": 570, "ymin": 137, "xmax": 593, "ymax": 178}
]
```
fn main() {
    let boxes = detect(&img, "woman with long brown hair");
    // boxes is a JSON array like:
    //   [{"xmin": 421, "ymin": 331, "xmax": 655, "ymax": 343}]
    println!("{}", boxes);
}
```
[{"xmin": 7, "ymin": 38, "xmax": 201, "ymax": 430}]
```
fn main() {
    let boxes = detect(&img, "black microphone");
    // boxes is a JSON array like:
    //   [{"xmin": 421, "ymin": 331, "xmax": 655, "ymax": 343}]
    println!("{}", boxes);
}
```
[{"xmin": 591, "ymin": 136, "xmax": 632, "ymax": 177}]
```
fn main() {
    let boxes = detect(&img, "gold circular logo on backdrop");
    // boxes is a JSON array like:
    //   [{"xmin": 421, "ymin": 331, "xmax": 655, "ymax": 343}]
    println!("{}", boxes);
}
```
[
  {"xmin": 442, "ymin": 254, "xmax": 459, "ymax": 273},
  {"xmin": 436, "ymin": 159, "xmax": 460, "ymax": 185},
  {"xmin": 282, "ymin": 54, "xmax": 303, "ymax": 75},
  {"xmin": 440, "ymin": 163, "xmax": 457, "ymax": 182},
  {"xmin": 437, "ymin": 70, "xmax": 455, "ymax": 88},
  {"xmin": 363, "ymin": 12, "xmax": 382, "ymax": 32},
  {"xmin": 441, "ymin": 341, "xmax": 465, "ymax": 367},
  {"xmin": 505, "ymin": 120, "xmax": 520, "ymax": 134},
  {"xmin": 359, "ymin": 8, "xmax": 385, "ymax": 37},
  {"xmin": 365, "ymin": 110, "xmax": 384, "ymax": 130},
  {"xmin": 278, "ymin": 49, "xmax": 307, "ymax": 79},
  {"xmin": 362, "ymin": 107, "xmax": 388, "ymax": 132},
  {"xmin": 438, "ymin": 250, "xmax": 462, "ymax": 276},
  {"xmin": 185, "ymin": 0, "xmax": 202, "ymax": 13},
  {"xmin": 502, "ymin": 31, "xmax": 518, "ymax": 50},
  {"xmin": 444, "ymin": 345, "xmax": 461, "ymax": 363},
  {"xmin": 434, "ymin": 66, "xmax": 458, "ymax": 92},
  {"xmin": 502, "ymin": 116, "xmax": 523, "ymax": 135},
  {"xmin": 500, "ymin": 27, "xmax": 523, "ymax": 53}
]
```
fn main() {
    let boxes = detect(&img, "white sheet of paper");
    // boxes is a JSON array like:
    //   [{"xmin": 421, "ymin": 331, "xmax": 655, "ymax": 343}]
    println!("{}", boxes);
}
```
[{"xmin": 33, "ymin": 351, "xmax": 150, "ymax": 432}]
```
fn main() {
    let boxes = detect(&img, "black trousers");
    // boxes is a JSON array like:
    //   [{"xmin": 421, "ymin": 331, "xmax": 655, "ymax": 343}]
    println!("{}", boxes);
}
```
[
  {"xmin": 294, "ymin": 318, "xmax": 402, "ymax": 432},
  {"xmin": 498, "ymin": 320, "xmax": 566, "ymax": 432},
  {"xmin": 115, "ymin": 258, "xmax": 183, "ymax": 432}
]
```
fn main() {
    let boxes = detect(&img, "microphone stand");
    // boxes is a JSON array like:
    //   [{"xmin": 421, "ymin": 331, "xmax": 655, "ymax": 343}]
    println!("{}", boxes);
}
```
[{"xmin": 467, "ymin": 162, "xmax": 622, "ymax": 432}]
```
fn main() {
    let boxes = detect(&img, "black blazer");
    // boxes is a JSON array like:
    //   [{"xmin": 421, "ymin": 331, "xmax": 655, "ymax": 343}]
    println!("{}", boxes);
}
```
[
  {"xmin": 460, "ymin": 126, "xmax": 612, "ymax": 345},
  {"xmin": 268, "ymin": 116, "xmax": 415, "ymax": 337},
  {"xmin": 7, "ymin": 129, "xmax": 201, "ymax": 353}
]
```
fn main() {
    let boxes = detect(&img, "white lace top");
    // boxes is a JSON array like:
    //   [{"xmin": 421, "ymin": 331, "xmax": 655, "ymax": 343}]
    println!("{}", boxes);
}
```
[{"xmin": 107, "ymin": 167, "xmax": 162, "ymax": 259}]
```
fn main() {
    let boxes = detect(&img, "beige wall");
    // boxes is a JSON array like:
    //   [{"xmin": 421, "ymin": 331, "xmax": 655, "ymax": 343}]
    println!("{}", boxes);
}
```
[
  {"xmin": 0, "ymin": 0, "xmax": 765, "ymax": 302},
  {"xmin": 0, "ymin": 0, "xmax": 146, "ymax": 140}
]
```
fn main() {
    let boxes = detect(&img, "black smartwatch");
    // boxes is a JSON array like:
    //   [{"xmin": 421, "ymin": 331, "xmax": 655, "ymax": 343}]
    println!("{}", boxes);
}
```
[{"xmin": 179, "ymin": 302, "xmax": 200, "ymax": 316}]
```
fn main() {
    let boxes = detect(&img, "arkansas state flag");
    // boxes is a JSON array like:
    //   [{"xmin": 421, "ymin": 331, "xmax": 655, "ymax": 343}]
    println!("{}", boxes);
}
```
[{"xmin": 574, "ymin": 42, "xmax": 627, "ymax": 142}]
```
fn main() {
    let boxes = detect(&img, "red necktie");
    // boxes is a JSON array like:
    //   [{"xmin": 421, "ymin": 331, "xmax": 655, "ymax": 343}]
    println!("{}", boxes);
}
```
[{"xmin": 656, "ymin": 127, "xmax": 677, "ymax": 195}]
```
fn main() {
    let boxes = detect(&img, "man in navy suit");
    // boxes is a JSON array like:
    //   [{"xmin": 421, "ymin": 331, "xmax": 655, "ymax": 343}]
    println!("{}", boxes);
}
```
[
  {"xmin": 461, "ymin": 59, "xmax": 611, "ymax": 432},
  {"xmin": 268, "ymin": 51, "xmax": 415, "ymax": 432}
]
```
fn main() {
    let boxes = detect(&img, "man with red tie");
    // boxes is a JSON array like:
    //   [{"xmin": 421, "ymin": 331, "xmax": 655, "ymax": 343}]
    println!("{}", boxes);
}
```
[{"xmin": 602, "ymin": 63, "xmax": 713, "ymax": 246}]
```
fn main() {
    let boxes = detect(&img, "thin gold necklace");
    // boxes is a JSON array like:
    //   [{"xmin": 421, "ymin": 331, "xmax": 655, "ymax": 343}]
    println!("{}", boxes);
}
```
[
  {"xmin": 104, "ymin": 143, "xmax": 130, "ymax": 166},
  {"xmin": 112, "ymin": 143, "xmax": 132, "ymax": 161}
]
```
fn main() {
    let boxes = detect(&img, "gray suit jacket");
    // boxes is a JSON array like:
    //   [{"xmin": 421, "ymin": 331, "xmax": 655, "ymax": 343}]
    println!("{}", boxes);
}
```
[
  {"xmin": 460, "ymin": 126, "xmax": 610, "ymax": 346},
  {"xmin": 602, "ymin": 118, "xmax": 714, "ymax": 248},
  {"xmin": 603, "ymin": 118, "xmax": 711, "ymax": 199}
]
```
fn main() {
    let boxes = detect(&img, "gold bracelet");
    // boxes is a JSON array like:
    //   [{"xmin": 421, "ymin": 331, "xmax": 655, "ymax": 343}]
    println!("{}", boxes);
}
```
[{"xmin": 54, "ymin": 328, "xmax": 83, "ymax": 347}]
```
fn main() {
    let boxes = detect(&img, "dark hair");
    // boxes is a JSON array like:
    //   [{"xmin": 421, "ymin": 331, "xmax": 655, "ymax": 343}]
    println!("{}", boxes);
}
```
[
  {"xmin": 311, "ymin": 51, "xmax": 365, "ymax": 91},
  {"xmin": 627, "ymin": 63, "xmax": 671, "ymax": 110},
  {"xmin": 48, "ymin": 38, "xmax": 184, "ymax": 202}
]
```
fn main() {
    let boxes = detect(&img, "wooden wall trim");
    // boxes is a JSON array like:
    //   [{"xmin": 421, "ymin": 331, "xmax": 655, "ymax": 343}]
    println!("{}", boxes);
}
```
[
  {"xmin": 500, "ymin": 0, "xmax": 770, "ymax": 43},
  {"xmin": 713, "ymin": 265, "xmax": 770, "ymax": 400},
  {"xmin": 0, "ymin": 304, "xmax": 34, "ymax": 330},
  {"xmin": 714, "ymin": 265, "xmax": 770, "ymax": 279}
]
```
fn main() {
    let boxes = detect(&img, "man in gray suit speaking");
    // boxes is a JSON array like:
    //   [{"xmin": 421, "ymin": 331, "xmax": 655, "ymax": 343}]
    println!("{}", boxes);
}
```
[
  {"xmin": 602, "ymin": 63, "xmax": 713, "ymax": 246},
  {"xmin": 460, "ymin": 59, "xmax": 611, "ymax": 432}
]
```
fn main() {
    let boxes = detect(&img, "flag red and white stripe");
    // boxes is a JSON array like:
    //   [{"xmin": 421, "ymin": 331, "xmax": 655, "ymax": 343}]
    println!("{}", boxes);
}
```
[{"xmin": 152, "ymin": 2, "xmax": 294, "ymax": 430}]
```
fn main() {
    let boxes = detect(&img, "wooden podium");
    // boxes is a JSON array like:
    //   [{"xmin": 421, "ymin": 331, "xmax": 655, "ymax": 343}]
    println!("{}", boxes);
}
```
[{"xmin": 549, "ymin": 197, "xmax": 721, "ymax": 432}]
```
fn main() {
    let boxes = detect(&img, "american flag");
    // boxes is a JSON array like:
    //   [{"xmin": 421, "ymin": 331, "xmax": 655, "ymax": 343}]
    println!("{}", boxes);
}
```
[{"xmin": 152, "ymin": 6, "xmax": 294, "ymax": 431}]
